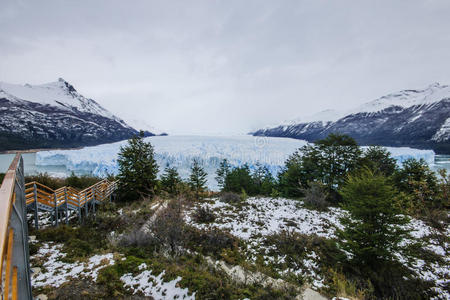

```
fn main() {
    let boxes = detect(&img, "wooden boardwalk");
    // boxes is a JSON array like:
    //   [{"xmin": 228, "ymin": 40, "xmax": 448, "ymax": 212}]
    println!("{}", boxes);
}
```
[
  {"xmin": 25, "ymin": 179, "xmax": 117, "ymax": 228},
  {"xmin": 0, "ymin": 154, "xmax": 117, "ymax": 299}
]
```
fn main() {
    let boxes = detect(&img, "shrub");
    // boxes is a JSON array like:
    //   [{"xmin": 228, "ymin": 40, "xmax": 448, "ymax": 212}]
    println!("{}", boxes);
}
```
[
  {"xmin": 25, "ymin": 173, "xmax": 66, "ymax": 189},
  {"xmin": 149, "ymin": 198, "xmax": 186, "ymax": 255},
  {"xmin": 192, "ymin": 206, "xmax": 216, "ymax": 223},
  {"xmin": 185, "ymin": 227, "xmax": 239, "ymax": 258},
  {"xmin": 119, "ymin": 228, "xmax": 157, "ymax": 248},
  {"xmin": 65, "ymin": 172, "xmax": 101, "ymax": 189},
  {"xmin": 302, "ymin": 181, "xmax": 329, "ymax": 211},
  {"xmin": 220, "ymin": 192, "xmax": 241, "ymax": 204}
]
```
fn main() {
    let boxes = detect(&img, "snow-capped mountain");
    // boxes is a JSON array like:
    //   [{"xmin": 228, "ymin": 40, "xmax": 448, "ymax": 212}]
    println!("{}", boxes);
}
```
[
  {"xmin": 253, "ymin": 83, "xmax": 450, "ymax": 154},
  {"xmin": 0, "ymin": 78, "xmax": 155, "ymax": 151}
]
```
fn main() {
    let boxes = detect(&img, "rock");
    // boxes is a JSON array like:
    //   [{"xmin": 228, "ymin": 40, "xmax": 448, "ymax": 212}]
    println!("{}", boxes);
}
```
[
  {"xmin": 29, "ymin": 235, "xmax": 36, "ymax": 242},
  {"xmin": 300, "ymin": 288, "xmax": 327, "ymax": 300},
  {"xmin": 35, "ymin": 294, "xmax": 48, "ymax": 300},
  {"xmin": 31, "ymin": 267, "xmax": 41, "ymax": 275}
]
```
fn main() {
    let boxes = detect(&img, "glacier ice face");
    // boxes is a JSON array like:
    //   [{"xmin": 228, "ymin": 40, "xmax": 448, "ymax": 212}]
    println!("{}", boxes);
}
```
[
  {"xmin": 35, "ymin": 135, "xmax": 436, "ymax": 190},
  {"xmin": 36, "ymin": 135, "xmax": 307, "ymax": 190}
]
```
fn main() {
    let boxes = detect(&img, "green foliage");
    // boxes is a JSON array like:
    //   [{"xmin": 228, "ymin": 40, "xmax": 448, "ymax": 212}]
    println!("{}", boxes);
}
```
[
  {"xmin": 215, "ymin": 158, "xmax": 231, "ymax": 189},
  {"xmin": 301, "ymin": 181, "xmax": 329, "ymax": 211},
  {"xmin": 279, "ymin": 134, "xmax": 361, "ymax": 201},
  {"xmin": 37, "ymin": 225, "xmax": 106, "ymax": 262},
  {"xmin": 25, "ymin": 172, "xmax": 103, "ymax": 190},
  {"xmin": 394, "ymin": 158, "xmax": 439, "ymax": 206},
  {"xmin": 222, "ymin": 163, "xmax": 275, "ymax": 196},
  {"xmin": 223, "ymin": 164, "xmax": 255, "ymax": 194},
  {"xmin": 65, "ymin": 172, "xmax": 102, "ymax": 189},
  {"xmin": 117, "ymin": 132, "xmax": 159, "ymax": 202},
  {"xmin": 160, "ymin": 164, "xmax": 182, "ymax": 195},
  {"xmin": 189, "ymin": 158, "xmax": 208, "ymax": 200},
  {"xmin": 25, "ymin": 172, "xmax": 66, "ymax": 189},
  {"xmin": 338, "ymin": 169, "xmax": 410, "ymax": 268},
  {"xmin": 359, "ymin": 146, "xmax": 397, "ymax": 176},
  {"xmin": 252, "ymin": 163, "xmax": 276, "ymax": 196}
]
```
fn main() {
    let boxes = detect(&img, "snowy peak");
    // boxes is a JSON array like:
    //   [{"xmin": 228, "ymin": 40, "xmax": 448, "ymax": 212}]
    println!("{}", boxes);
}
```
[
  {"xmin": 0, "ymin": 78, "xmax": 161, "ymax": 151},
  {"xmin": 352, "ymin": 82, "xmax": 450, "ymax": 114},
  {"xmin": 253, "ymin": 83, "xmax": 450, "ymax": 154},
  {"xmin": 0, "ymin": 79, "xmax": 123, "ymax": 123}
]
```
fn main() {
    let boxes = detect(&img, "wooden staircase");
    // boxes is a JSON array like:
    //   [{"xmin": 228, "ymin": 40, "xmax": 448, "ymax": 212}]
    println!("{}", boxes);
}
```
[
  {"xmin": 25, "ymin": 179, "xmax": 117, "ymax": 229},
  {"xmin": 0, "ymin": 154, "xmax": 118, "ymax": 299}
]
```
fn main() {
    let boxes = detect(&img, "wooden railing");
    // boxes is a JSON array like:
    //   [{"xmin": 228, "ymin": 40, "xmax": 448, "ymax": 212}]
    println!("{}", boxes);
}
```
[
  {"xmin": 1, "ymin": 154, "xmax": 118, "ymax": 299},
  {"xmin": 25, "ymin": 179, "xmax": 118, "ymax": 229},
  {"xmin": 0, "ymin": 154, "xmax": 32, "ymax": 300}
]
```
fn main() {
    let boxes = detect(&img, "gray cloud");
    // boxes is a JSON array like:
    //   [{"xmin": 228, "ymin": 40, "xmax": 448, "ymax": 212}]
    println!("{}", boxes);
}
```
[{"xmin": 1, "ymin": 0, "xmax": 450, "ymax": 134}]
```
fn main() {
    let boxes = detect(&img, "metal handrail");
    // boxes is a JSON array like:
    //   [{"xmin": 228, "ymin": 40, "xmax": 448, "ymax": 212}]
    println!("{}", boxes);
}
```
[
  {"xmin": 0, "ymin": 154, "xmax": 32, "ymax": 300},
  {"xmin": 0, "ymin": 154, "xmax": 118, "ymax": 299}
]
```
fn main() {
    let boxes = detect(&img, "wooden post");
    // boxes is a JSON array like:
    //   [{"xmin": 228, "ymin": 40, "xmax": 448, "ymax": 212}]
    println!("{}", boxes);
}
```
[
  {"xmin": 84, "ymin": 192, "xmax": 88, "ymax": 217},
  {"xmin": 77, "ymin": 194, "xmax": 81, "ymax": 224},
  {"xmin": 54, "ymin": 193, "xmax": 58, "ymax": 226},
  {"xmin": 33, "ymin": 183, "xmax": 39, "ymax": 230},
  {"xmin": 93, "ymin": 186, "xmax": 96, "ymax": 215},
  {"xmin": 64, "ymin": 187, "xmax": 69, "ymax": 224}
]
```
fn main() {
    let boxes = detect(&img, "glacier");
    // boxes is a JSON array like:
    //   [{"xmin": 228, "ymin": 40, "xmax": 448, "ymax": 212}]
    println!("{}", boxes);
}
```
[{"xmin": 35, "ymin": 135, "xmax": 436, "ymax": 190}]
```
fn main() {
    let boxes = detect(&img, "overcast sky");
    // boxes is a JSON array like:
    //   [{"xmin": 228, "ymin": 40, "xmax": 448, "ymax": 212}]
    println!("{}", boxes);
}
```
[{"xmin": 1, "ymin": 0, "xmax": 450, "ymax": 134}]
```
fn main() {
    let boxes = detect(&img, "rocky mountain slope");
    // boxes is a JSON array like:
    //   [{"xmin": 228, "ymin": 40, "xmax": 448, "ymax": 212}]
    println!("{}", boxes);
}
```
[
  {"xmin": 0, "ymin": 78, "xmax": 155, "ymax": 151},
  {"xmin": 252, "ymin": 83, "xmax": 450, "ymax": 154}
]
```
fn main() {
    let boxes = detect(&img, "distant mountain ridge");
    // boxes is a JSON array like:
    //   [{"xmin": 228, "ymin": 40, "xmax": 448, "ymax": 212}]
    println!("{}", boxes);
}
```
[
  {"xmin": 252, "ymin": 83, "xmax": 450, "ymax": 154},
  {"xmin": 0, "ymin": 78, "xmax": 156, "ymax": 151}
]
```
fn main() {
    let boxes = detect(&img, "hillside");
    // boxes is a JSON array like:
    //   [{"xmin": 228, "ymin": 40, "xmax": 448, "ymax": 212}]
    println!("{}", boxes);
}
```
[
  {"xmin": 253, "ymin": 83, "xmax": 450, "ymax": 154},
  {"xmin": 0, "ymin": 78, "xmax": 156, "ymax": 151}
]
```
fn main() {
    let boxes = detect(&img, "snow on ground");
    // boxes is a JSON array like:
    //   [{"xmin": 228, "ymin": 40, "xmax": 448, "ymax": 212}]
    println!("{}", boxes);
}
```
[
  {"xmin": 121, "ymin": 263, "xmax": 195, "ymax": 300},
  {"xmin": 186, "ymin": 197, "xmax": 345, "ymax": 240},
  {"xmin": 31, "ymin": 243, "xmax": 114, "ymax": 288},
  {"xmin": 186, "ymin": 197, "xmax": 449, "ymax": 297},
  {"xmin": 186, "ymin": 197, "xmax": 345, "ymax": 288},
  {"xmin": 31, "ymin": 242, "xmax": 196, "ymax": 299},
  {"xmin": 34, "ymin": 135, "xmax": 435, "ymax": 190}
]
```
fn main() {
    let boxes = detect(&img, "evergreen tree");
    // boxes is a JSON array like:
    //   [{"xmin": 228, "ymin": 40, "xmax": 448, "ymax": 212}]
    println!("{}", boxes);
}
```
[
  {"xmin": 117, "ymin": 132, "xmax": 159, "ymax": 201},
  {"xmin": 160, "ymin": 164, "xmax": 182, "ymax": 195},
  {"xmin": 189, "ymin": 158, "xmax": 208, "ymax": 200},
  {"xmin": 223, "ymin": 164, "xmax": 256, "ymax": 195},
  {"xmin": 315, "ymin": 133, "xmax": 361, "ymax": 191},
  {"xmin": 278, "ymin": 133, "xmax": 361, "ymax": 200},
  {"xmin": 215, "ymin": 159, "xmax": 231, "ymax": 189},
  {"xmin": 252, "ymin": 163, "xmax": 276, "ymax": 196},
  {"xmin": 337, "ymin": 169, "xmax": 410, "ymax": 268},
  {"xmin": 359, "ymin": 146, "xmax": 397, "ymax": 176},
  {"xmin": 394, "ymin": 158, "xmax": 438, "ymax": 203}
]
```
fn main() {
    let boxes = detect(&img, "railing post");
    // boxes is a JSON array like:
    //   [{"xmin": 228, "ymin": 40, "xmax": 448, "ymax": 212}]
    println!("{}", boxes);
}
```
[
  {"xmin": 54, "ymin": 192, "xmax": 58, "ymax": 227},
  {"xmin": 64, "ymin": 187, "xmax": 68, "ymax": 224},
  {"xmin": 84, "ymin": 192, "xmax": 88, "ymax": 218},
  {"xmin": 33, "ymin": 183, "xmax": 39, "ymax": 230},
  {"xmin": 77, "ymin": 194, "xmax": 81, "ymax": 224},
  {"xmin": 93, "ymin": 186, "xmax": 96, "ymax": 215}
]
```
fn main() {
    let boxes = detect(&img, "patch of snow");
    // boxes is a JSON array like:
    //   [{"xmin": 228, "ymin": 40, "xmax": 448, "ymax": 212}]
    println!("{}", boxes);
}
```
[
  {"xmin": 121, "ymin": 263, "xmax": 195, "ymax": 300},
  {"xmin": 31, "ymin": 243, "xmax": 114, "ymax": 288},
  {"xmin": 187, "ymin": 197, "xmax": 449, "ymax": 297}
]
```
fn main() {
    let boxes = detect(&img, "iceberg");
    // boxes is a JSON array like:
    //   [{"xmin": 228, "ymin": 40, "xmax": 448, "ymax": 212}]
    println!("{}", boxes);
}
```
[{"xmin": 35, "ymin": 135, "xmax": 436, "ymax": 190}]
